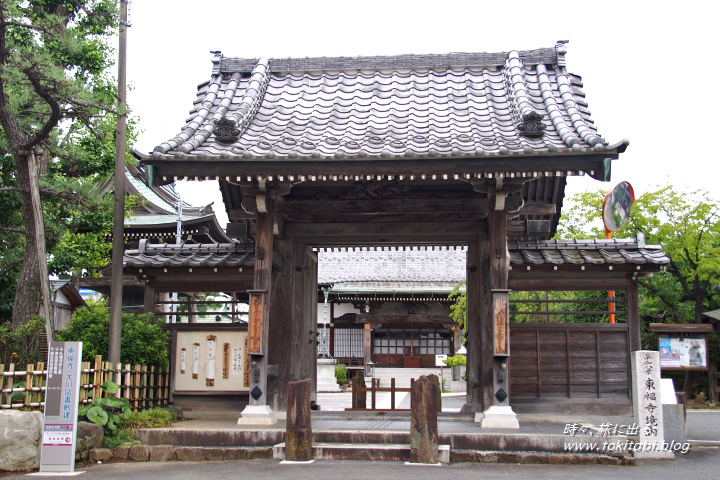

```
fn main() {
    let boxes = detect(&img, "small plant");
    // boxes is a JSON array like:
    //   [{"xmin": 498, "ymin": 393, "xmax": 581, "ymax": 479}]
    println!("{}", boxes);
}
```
[
  {"xmin": 335, "ymin": 363, "xmax": 348, "ymax": 384},
  {"xmin": 443, "ymin": 354, "xmax": 466, "ymax": 367},
  {"xmin": 102, "ymin": 429, "xmax": 138, "ymax": 449},
  {"xmin": 78, "ymin": 381, "xmax": 132, "ymax": 435},
  {"xmin": 121, "ymin": 407, "xmax": 174, "ymax": 430}
]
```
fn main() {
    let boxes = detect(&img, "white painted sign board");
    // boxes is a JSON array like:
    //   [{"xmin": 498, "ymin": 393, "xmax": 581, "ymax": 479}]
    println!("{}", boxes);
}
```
[{"xmin": 40, "ymin": 341, "xmax": 83, "ymax": 473}]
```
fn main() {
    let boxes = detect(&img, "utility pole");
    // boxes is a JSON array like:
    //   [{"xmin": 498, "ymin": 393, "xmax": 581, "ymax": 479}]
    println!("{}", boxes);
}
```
[{"xmin": 108, "ymin": 0, "xmax": 128, "ymax": 364}]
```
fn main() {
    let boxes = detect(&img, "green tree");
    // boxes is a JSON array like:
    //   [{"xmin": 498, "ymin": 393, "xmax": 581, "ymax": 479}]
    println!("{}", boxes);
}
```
[
  {"xmin": 0, "ymin": 1, "xmax": 122, "ymax": 326},
  {"xmin": 57, "ymin": 300, "xmax": 170, "ymax": 366},
  {"xmin": 558, "ymin": 186, "xmax": 720, "ymax": 324}
]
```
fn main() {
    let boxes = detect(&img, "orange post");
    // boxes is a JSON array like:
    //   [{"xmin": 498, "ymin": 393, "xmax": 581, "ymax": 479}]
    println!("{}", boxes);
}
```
[{"xmin": 606, "ymin": 228, "xmax": 616, "ymax": 323}]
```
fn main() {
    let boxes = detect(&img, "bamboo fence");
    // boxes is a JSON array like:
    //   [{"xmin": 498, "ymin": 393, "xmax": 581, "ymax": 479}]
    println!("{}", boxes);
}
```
[{"xmin": 0, "ymin": 355, "xmax": 170, "ymax": 411}]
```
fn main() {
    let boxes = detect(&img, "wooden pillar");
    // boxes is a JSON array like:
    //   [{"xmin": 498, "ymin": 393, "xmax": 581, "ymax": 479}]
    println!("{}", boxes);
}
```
[
  {"xmin": 240, "ymin": 212, "xmax": 275, "ymax": 422},
  {"xmin": 464, "ymin": 224, "xmax": 493, "ymax": 411},
  {"xmin": 143, "ymin": 280, "xmax": 156, "ymax": 318},
  {"xmin": 188, "ymin": 294, "xmax": 197, "ymax": 323},
  {"xmin": 290, "ymin": 241, "xmax": 317, "ymax": 401},
  {"xmin": 627, "ymin": 281, "xmax": 641, "ymax": 352},
  {"xmin": 268, "ymin": 236, "xmax": 293, "ymax": 411},
  {"xmin": 363, "ymin": 323, "xmax": 372, "ymax": 366},
  {"xmin": 488, "ymin": 209, "xmax": 511, "ymax": 408}
]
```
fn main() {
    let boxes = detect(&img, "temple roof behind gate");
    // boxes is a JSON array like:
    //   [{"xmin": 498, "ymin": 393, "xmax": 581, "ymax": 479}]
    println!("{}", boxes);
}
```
[{"xmin": 136, "ymin": 42, "xmax": 627, "ymax": 179}]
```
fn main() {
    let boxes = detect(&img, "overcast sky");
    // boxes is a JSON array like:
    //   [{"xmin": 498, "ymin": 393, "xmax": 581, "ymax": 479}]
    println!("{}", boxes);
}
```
[{"xmin": 126, "ymin": 0, "xmax": 719, "ymax": 228}]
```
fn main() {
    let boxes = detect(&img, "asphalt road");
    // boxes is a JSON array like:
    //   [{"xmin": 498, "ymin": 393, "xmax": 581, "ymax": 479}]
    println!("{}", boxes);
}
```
[
  {"xmin": 10, "ymin": 448, "xmax": 719, "ymax": 480},
  {"xmin": 4, "ymin": 411, "xmax": 719, "ymax": 480}
]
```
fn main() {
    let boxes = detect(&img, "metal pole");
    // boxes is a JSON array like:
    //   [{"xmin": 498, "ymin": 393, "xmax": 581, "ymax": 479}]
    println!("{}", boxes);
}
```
[
  {"xmin": 108, "ymin": 0, "xmax": 128, "ymax": 363},
  {"xmin": 319, "ymin": 287, "xmax": 331, "ymax": 358},
  {"xmin": 171, "ymin": 195, "xmax": 182, "ymax": 323}
]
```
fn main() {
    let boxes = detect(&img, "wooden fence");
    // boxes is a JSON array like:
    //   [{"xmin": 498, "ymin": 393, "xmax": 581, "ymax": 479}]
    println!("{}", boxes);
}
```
[{"xmin": 1, "ymin": 355, "xmax": 170, "ymax": 411}]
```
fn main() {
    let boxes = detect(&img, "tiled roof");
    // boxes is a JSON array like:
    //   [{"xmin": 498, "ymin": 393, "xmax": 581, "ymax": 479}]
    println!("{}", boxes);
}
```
[
  {"xmin": 508, "ymin": 238, "xmax": 671, "ymax": 267},
  {"xmin": 319, "ymin": 247, "xmax": 466, "ymax": 284},
  {"xmin": 125, "ymin": 214, "xmax": 216, "ymax": 228},
  {"xmin": 123, "ymin": 240, "xmax": 254, "ymax": 269},
  {"xmin": 141, "ymin": 42, "xmax": 627, "ymax": 165},
  {"xmin": 318, "ymin": 238, "xmax": 669, "ymax": 284}
]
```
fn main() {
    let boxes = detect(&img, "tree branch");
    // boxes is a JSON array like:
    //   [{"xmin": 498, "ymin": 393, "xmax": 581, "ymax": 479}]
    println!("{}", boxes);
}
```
[
  {"xmin": 0, "ymin": 226, "xmax": 25, "ymax": 234},
  {"xmin": 21, "ymin": 65, "xmax": 63, "ymax": 151},
  {"xmin": 0, "ymin": 21, "xmax": 50, "ymax": 33},
  {"xmin": 636, "ymin": 277, "xmax": 683, "ymax": 323}
]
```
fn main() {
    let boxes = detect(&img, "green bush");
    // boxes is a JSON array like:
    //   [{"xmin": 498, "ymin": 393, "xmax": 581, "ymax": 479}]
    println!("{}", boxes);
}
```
[
  {"xmin": 57, "ymin": 300, "xmax": 169, "ymax": 366},
  {"xmin": 443, "ymin": 354, "xmax": 466, "ymax": 367},
  {"xmin": 335, "ymin": 363, "xmax": 348, "ymax": 384},
  {"xmin": 78, "ymin": 382, "xmax": 132, "ymax": 435},
  {"xmin": 121, "ymin": 407, "xmax": 174, "ymax": 430},
  {"xmin": 0, "ymin": 317, "xmax": 46, "ymax": 365}
]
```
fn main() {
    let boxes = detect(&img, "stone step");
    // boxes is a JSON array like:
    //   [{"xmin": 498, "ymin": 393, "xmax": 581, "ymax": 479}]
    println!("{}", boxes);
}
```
[{"xmin": 273, "ymin": 442, "xmax": 450, "ymax": 463}]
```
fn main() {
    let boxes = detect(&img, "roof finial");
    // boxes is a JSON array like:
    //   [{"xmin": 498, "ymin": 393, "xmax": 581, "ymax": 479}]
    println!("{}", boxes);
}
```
[{"xmin": 555, "ymin": 40, "xmax": 568, "ymax": 67}]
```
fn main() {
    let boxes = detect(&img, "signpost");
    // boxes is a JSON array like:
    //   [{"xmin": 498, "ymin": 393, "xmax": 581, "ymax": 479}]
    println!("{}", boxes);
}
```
[
  {"xmin": 602, "ymin": 181, "xmax": 635, "ymax": 323},
  {"xmin": 39, "ymin": 341, "xmax": 83, "ymax": 473}
]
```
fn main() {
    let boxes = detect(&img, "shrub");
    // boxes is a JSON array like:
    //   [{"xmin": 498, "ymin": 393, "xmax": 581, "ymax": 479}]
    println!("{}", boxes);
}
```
[
  {"xmin": 443, "ymin": 354, "xmax": 466, "ymax": 367},
  {"xmin": 57, "ymin": 299, "xmax": 169, "ymax": 366},
  {"xmin": 334, "ymin": 363, "xmax": 348, "ymax": 384},
  {"xmin": 0, "ymin": 316, "xmax": 46, "ymax": 365},
  {"xmin": 121, "ymin": 407, "xmax": 174, "ymax": 430},
  {"xmin": 78, "ymin": 382, "xmax": 132, "ymax": 435}
]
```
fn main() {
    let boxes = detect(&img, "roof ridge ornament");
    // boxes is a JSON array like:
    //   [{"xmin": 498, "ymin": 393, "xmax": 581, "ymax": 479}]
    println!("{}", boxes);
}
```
[
  {"xmin": 555, "ymin": 40, "xmax": 568, "ymax": 67},
  {"xmin": 505, "ymin": 51, "xmax": 546, "ymax": 138},
  {"xmin": 517, "ymin": 111, "xmax": 546, "ymax": 138},
  {"xmin": 214, "ymin": 116, "xmax": 240, "ymax": 143}
]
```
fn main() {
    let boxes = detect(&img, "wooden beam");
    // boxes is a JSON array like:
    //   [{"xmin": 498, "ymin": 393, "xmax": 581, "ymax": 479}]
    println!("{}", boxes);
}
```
[
  {"xmin": 142, "ymin": 153, "xmax": 619, "ymax": 182},
  {"xmin": 284, "ymin": 221, "xmax": 484, "ymax": 241},
  {"xmin": 509, "ymin": 278, "xmax": 634, "ymax": 291},
  {"xmin": 276, "ymin": 197, "xmax": 497, "ymax": 216},
  {"xmin": 356, "ymin": 314, "xmax": 454, "ymax": 327}
]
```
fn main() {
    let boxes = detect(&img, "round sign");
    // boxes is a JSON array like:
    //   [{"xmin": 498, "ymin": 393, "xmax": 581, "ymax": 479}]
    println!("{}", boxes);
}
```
[{"xmin": 602, "ymin": 181, "xmax": 635, "ymax": 232}]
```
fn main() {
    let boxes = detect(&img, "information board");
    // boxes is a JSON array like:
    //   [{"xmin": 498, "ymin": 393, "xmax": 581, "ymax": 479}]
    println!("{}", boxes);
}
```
[
  {"xmin": 658, "ymin": 335, "xmax": 707, "ymax": 368},
  {"xmin": 40, "ymin": 341, "xmax": 83, "ymax": 473}
]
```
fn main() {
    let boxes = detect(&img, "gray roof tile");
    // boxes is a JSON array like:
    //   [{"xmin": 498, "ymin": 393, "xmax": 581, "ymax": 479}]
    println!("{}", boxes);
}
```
[
  {"xmin": 123, "ymin": 242, "xmax": 254, "ymax": 269},
  {"xmin": 142, "ymin": 43, "xmax": 628, "ymax": 163},
  {"xmin": 317, "ymin": 239, "xmax": 670, "ymax": 284}
]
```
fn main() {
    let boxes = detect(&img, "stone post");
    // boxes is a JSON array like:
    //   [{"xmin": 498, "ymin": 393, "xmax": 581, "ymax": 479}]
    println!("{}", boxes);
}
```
[
  {"xmin": 429, "ymin": 374, "xmax": 442, "ymax": 412},
  {"xmin": 409, "ymin": 375, "xmax": 439, "ymax": 464},
  {"xmin": 285, "ymin": 378, "xmax": 313, "ymax": 461},
  {"xmin": 352, "ymin": 375, "xmax": 366, "ymax": 409},
  {"xmin": 631, "ymin": 350, "xmax": 673, "ymax": 458}
]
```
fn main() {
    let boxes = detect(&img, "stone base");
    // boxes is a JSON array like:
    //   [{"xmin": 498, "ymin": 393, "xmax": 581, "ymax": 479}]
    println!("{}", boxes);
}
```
[
  {"xmin": 317, "ymin": 358, "xmax": 340, "ymax": 392},
  {"xmin": 237, "ymin": 405, "xmax": 278, "ymax": 425},
  {"xmin": 477, "ymin": 405, "xmax": 520, "ymax": 429},
  {"xmin": 633, "ymin": 446, "xmax": 675, "ymax": 459}
]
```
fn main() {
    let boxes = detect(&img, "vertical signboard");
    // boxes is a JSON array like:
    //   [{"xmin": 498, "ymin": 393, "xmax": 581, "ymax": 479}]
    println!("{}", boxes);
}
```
[
  {"xmin": 247, "ymin": 291, "xmax": 265, "ymax": 355},
  {"xmin": 40, "ymin": 341, "xmax": 83, "ymax": 473},
  {"xmin": 493, "ymin": 290, "xmax": 510, "ymax": 356}
]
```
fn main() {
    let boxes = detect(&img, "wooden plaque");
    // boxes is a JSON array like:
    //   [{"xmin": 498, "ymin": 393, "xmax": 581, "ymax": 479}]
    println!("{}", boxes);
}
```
[
  {"xmin": 493, "ymin": 290, "xmax": 509, "ymax": 356},
  {"xmin": 247, "ymin": 291, "xmax": 265, "ymax": 355}
]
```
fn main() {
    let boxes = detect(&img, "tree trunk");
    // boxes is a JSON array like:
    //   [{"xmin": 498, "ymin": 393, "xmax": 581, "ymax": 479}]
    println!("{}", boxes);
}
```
[{"xmin": 11, "ymin": 153, "xmax": 41, "ymax": 326}]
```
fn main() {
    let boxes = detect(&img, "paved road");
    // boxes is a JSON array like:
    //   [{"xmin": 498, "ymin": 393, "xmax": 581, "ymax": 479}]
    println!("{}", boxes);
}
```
[
  {"xmin": 5, "ymin": 411, "xmax": 719, "ymax": 479},
  {"xmin": 10, "ymin": 447, "xmax": 720, "ymax": 480}
]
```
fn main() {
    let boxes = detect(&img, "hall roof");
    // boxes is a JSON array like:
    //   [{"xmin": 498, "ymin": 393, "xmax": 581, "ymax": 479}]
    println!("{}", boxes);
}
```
[
  {"xmin": 317, "ymin": 238, "xmax": 669, "ymax": 285},
  {"xmin": 135, "ymin": 42, "xmax": 627, "ymax": 184}
]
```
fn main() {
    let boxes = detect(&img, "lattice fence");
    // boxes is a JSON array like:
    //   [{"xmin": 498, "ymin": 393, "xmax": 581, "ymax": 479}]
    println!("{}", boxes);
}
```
[{"xmin": 1, "ymin": 355, "xmax": 170, "ymax": 411}]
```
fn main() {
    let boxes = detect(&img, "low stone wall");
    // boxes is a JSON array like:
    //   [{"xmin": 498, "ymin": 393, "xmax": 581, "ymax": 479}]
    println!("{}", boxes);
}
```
[
  {"xmin": 0, "ymin": 410, "xmax": 44, "ymax": 472},
  {"xmin": 97, "ymin": 445, "xmax": 273, "ymax": 462}
]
